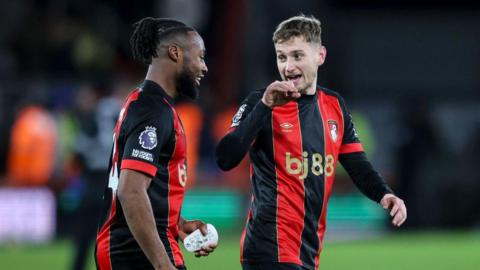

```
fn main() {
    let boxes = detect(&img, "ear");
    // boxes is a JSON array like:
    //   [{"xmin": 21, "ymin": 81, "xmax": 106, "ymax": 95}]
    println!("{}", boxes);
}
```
[
  {"xmin": 317, "ymin": 45, "xmax": 327, "ymax": 66},
  {"xmin": 167, "ymin": 44, "xmax": 182, "ymax": 62}
]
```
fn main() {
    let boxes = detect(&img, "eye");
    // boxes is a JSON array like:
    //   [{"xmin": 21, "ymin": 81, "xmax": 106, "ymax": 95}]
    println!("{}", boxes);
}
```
[
  {"xmin": 277, "ymin": 54, "xmax": 286, "ymax": 62},
  {"xmin": 294, "ymin": 53, "xmax": 303, "ymax": 60}
]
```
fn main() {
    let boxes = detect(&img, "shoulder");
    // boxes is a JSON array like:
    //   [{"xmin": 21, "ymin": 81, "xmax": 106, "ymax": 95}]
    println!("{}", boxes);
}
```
[
  {"xmin": 318, "ymin": 86, "xmax": 350, "ymax": 108},
  {"xmin": 318, "ymin": 86, "xmax": 343, "ymax": 100},
  {"xmin": 126, "ymin": 92, "xmax": 174, "ymax": 126},
  {"xmin": 241, "ymin": 89, "xmax": 265, "ymax": 104}
]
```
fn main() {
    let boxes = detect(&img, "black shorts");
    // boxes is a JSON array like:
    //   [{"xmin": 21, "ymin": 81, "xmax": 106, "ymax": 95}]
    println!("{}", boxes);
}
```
[
  {"xmin": 242, "ymin": 262, "xmax": 306, "ymax": 270},
  {"xmin": 99, "ymin": 264, "xmax": 187, "ymax": 270},
  {"xmin": 96, "ymin": 259, "xmax": 187, "ymax": 270}
]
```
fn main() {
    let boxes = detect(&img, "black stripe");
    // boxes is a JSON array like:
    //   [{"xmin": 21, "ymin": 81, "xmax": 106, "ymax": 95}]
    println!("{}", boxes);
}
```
[
  {"xmin": 298, "ymin": 100, "xmax": 325, "ymax": 268},
  {"xmin": 242, "ymin": 113, "xmax": 278, "ymax": 262}
]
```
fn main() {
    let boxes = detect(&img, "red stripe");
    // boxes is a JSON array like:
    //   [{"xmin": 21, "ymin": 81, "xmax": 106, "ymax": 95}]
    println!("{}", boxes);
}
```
[
  {"xmin": 340, "ymin": 143, "xmax": 364, "ymax": 154},
  {"xmin": 165, "ymin": 100, "xmax": 186, "ymax": 266},
  {"xmin": 96, "ymin": 196, "xmax": 117, "ymax": 270},
  {"xmin": 121, "ymin": 159, "xmax": 157, "ymax": 176},
  {"xmin": 96, "ymin": 89, "xmax": 140, "ymax": 269},
  {"xmin": 239, "ymin": 208, "xmax": 252, "ymax": 262},
  {"xmin": 111, "ymin": 90, "xmax": 140, "ymax": 169},
  {"xmin": 241, "ymin": 169, "xmax": 254, "ymax": 262},
  {"xmin": 272, "ymin": 102, "xmax": 304, "ymax": 265},
  {"xmin": 314, "ymin": 92, "xmax": 345, "ymax": 268},
  {"xmin": 239, "ymin": 227, "xmax": 247, "ymax": 261}
]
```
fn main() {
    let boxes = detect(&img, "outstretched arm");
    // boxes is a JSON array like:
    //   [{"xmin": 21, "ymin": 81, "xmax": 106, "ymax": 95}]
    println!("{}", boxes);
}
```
[
  {"xmin": 338, "ymin": 96, "xmax": 406, "ymax": 227},
  {"xmin": 339, "ymin": 152, "xmax": 407, "ymax": 227},
  {"xmin": 339, "ymin": 152, "xmax": 392, "ymax": 203}
]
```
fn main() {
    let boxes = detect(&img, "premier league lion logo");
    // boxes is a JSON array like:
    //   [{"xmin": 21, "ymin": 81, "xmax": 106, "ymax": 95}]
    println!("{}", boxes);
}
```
[
  {"xmin": 139, "ymin": 126, "xmax": 157, "ymax": 150},
  {"xmin": 231, "ymin": 104, "xmax": 247, "ymax": 127}
]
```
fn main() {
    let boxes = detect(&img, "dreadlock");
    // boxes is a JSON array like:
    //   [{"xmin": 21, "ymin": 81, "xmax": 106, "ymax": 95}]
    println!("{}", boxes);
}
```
[{"xmin": 130, "ymin": 17, "xmax": 195, "ymax": 65}]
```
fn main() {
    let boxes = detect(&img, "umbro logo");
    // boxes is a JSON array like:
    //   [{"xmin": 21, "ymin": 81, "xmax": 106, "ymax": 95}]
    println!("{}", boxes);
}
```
[{"xmin": 280, "ymin": 122, "xmax": 293, "ymax": 132}]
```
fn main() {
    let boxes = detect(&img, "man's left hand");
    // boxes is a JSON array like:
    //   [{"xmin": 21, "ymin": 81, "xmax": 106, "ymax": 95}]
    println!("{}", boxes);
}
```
[
  {"xmin": 179, "ymin": 219, "xmax": 217, "ymax": 257},
  {"xmin": 380, "ymin": 194, "xmax": 407, "ymax": 227}
]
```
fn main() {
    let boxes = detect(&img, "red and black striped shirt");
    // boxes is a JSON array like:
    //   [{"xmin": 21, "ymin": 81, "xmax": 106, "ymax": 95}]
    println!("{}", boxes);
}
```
[
  {"xmin": 216, "ymin": 87, "xmax": 392, "ymax": 269},
  {"xmin": 96, "ymin": 80, "xmax": 187, "ymax": 270}
]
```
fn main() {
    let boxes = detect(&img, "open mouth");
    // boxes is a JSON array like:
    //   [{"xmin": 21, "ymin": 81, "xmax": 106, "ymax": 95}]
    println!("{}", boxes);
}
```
[
  {"xmin": 195, "ymin": 75, "xmax": 204, "ymax": 85},
  {"xmin": 285, "ymin": 74, "xmax": 302, "ymax": 84}
]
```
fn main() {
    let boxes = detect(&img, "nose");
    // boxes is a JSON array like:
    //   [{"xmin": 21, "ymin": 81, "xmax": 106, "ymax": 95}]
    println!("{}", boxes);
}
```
[
  {"xmin": 285, "ymin": 59, "xmax": 295, "ymax": 73},
  {"xmin": 202, "ymin": 62, "xmax": 208, "ymax": 74}
]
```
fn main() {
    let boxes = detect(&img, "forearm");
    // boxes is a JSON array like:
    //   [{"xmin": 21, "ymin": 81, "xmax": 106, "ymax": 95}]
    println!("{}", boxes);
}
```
[
  {"xmin": 178, "ymin": 216, "xmax": 185, "ymax": 226},
  {"xmin": 119, "ymin": 190, "xmax": 173, "ymax": 269},
  {"xmin": 216, "ymin": 101, "xmax": 271, "ymax": 170},
  {"xmin": 339, "ymin": 152, "xmax": 393, "ymax": 203}
]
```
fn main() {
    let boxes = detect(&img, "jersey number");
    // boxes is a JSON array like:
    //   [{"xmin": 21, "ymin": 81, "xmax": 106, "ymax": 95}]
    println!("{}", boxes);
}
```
[{"xmin": 178, "ymin": 163, "xmax": 187, "ymax": 187}]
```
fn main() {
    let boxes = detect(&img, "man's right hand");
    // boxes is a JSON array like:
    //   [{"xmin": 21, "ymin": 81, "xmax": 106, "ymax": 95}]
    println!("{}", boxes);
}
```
[{"xmin": 261, "ymin": 81, "xmax": 300, "ymax": 108}]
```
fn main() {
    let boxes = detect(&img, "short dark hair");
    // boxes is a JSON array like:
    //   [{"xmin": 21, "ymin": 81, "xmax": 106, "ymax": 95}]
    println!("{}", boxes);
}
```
[
  {"xmin": 272, "ymin": 14, "xmax": 322, "ymax": 45},
  {"xmin": 130, "ymin": 17, "xmax": 195, "ymax": 65}
]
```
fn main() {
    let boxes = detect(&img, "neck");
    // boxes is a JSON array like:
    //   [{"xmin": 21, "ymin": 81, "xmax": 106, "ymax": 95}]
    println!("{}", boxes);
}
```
[
  {"xmin": 304, "ymin": 76, "xmax": 317, "ymax": 95},
  {"xmin": 145, "ymin": 62, "xmax": 177, "ymax": 98}
]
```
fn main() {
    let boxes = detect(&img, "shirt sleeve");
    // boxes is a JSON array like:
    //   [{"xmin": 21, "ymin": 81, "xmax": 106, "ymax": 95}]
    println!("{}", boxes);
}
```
[
  {"xmin": 338, "ymin": 97, "xmax": 365, "ymax": 154},
  {"xmin": 337, "ymin": 96, "xmax": 392, "ymax": 202},
  {"xmin": 339, "ymin": 152, "xmax": 393, "ymax": 203},
  {"xmin": 120, "ymin": 109, "xmax": 173, "ymax": 177},
  {"xmin": 215, "ymin": 90, "xmax": 271, "ymax": 171}
]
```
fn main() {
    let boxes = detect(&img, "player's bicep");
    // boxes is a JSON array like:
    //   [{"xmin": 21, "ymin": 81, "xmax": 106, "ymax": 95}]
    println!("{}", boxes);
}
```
[
  {"xmin": 118, "ymin": 169, "xmax": 152, "ymax": 196},
  {"xmin": 121, "ymin": 115, "xmax": 172, "ymax": 177}
]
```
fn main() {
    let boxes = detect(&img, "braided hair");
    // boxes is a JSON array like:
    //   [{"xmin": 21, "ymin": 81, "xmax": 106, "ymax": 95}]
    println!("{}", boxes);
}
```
[{"xmin": 130, "ymin": 17, "xmax": 195, "ymax": 65}]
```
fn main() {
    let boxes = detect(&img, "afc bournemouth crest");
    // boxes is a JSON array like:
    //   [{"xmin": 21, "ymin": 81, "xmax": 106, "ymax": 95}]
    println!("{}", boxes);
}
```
[
  {"xmin": 139, "ymin": 126, "xmax": 158, "ymax": 150},
  {"xmin": 328, "ymin": 120, "xmax": 338, "ymax": 142}
]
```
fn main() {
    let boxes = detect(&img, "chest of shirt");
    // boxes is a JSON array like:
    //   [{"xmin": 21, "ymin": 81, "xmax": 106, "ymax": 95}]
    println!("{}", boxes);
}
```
[{"xmin": 264, "ymin": 99, "xmax": 344, "ymax": 154}]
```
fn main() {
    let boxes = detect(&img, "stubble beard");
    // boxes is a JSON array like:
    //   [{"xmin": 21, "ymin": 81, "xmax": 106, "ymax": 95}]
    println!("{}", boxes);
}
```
[{"xmin": 176, "ymin": 61, "xmax": 199, "ymax": 100}]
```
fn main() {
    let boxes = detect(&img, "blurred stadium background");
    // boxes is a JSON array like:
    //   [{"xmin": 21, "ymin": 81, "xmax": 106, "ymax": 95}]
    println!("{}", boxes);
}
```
[{"xmin": 0, "ymin": 0, "xmax": 479, "ymax": 269}]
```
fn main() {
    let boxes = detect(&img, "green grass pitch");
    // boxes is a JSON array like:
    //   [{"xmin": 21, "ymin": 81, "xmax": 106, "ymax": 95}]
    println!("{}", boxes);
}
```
[{"xmin": 0, "ymin": 231, "xmax": 479, "ymax": 270}]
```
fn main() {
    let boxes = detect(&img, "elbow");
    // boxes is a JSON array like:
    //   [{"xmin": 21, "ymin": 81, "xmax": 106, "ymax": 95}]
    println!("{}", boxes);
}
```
[
  {"xmin": 215, "ymin": 139, "xmax": 240, "ymax": 171},
  {"xmin": 117, "ymin": 185, "xmax": 131, "ymax": 204},
  {"xmin": 215, "ymin": 147, "xmax": 238, "ymax": 171},
  {"xmin": 117, "ymin": 188, "xmax": 127, "ymax": 206},
  {"xmin": 215, "ymin": 156, "xmax": 236, "ymax": 171}
]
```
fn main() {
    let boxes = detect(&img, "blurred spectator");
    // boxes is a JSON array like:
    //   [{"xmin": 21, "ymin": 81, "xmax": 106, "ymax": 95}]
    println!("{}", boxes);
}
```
[
  {"xmin": 175, "ymin": 101, "xmax": 204, "ymax": 189},
  {"xmin": 396, "ymin": 97, "xmax": 442, "ymax": 228},
  {"xmin": 69, "ymin": 83, "xmax": 121, "ymax": 270},
  {"xmin": 6, "ymin": 104, "xmax": 57, "ymax": 186},
  {"xmin": 440, "ymin": 123, "xmax": 480, "ymax": 228}
]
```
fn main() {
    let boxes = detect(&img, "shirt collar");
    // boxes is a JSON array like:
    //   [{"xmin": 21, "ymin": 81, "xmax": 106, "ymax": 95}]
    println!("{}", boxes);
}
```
[
  {"xmin": 296, "ymin": 90, "xmax": 317, "ymax": 104},
  {"xmin": 140, "ymin": 80, "xmax": 175, "ymax": 104}
]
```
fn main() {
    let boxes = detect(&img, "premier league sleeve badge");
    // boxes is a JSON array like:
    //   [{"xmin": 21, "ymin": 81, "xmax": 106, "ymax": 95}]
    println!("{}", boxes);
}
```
[{"xmin": 139, "ymin": 126, "xmax": 158, "ymax": 150}]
